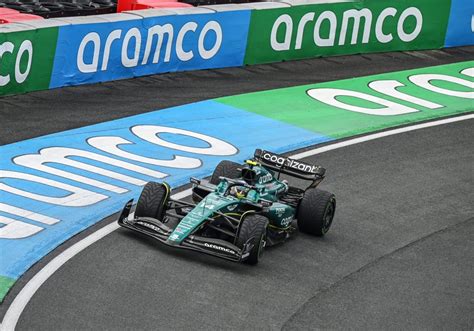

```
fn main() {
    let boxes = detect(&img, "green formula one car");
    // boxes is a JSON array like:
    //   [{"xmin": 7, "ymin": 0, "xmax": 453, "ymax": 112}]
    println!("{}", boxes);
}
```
[{"xmin": 118, "ymin": 149, "xmax": 336, "ymax": 265}]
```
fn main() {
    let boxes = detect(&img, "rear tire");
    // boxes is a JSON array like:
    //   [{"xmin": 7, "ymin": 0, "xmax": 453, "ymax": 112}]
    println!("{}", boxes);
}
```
[
  {"xmin": 236, "ymin": 214, "xmax": 268, "ymax": 265},
  {"xmin": 210, "ymin": 160, "xmax": 241, "ymax": 185},
  {"xmin": 135, "ymin": 182, "xmax": 170, "ymax": 221},
  {"xmin": 193, "ymin": 160, "xmax": 240, "ymax": 203},
  {"xmin": 297, "ymin": 188, "xmax": 336, "ymax": 236}
]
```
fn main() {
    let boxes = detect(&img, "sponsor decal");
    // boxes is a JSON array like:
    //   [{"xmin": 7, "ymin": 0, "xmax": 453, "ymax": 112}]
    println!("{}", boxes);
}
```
[
  {"xmin": 269, "ymin": 7, "xmax": 423, "ymax": 51},
  {"xmin": 136, "ymin": 221, "xmax": 164, "ymax": 234},
  {"xmin": 262, "ymin": 151, "xmax": 318, "ymax": 173},
  {"xmin": 245, "ymin": 0, "xmax": 450, "ymax": 64},
  {"xmin": 258, "ymin": 173, "xmax": 273, "ymax": 184},
  {"xmin": 281, "ymin": 216, "xmax": 293, "ymax": 227},
  {"xmin": 50, "ymin": 11, "xmax": 250, "ymax": 87},
  {"xmin": 274, "ymin": 207, "xmax": 285, "ymax": 217},
  {"xmin": 226, "ymin": 204, "xmax": 237, "ymax": 211},
  {"xmin": 203, "ymin": 242, "xmax": 236, "ymax": 255},
  {"xmin": 169, "ymin": 234, "xmax": 179, "ymax": 241}
]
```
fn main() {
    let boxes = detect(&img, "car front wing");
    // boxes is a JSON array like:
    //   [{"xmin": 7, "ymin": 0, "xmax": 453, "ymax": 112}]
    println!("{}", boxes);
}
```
[{"xmin": 117, "ymin": 200, "xmax": 252, "ymax": 263}]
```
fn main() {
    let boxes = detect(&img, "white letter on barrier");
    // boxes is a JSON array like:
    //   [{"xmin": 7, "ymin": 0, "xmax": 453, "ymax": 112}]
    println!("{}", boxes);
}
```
[
  {"xmin": 314, "ymin": 11, "xmax": 337, "ymax": 47},
  {"xmin": 102, "ymin": 29, "xmax": 122, "ymax": 71},
  {"xmin": 142, "ymin": 24, "xmax": 174, "ymax": 65},
  {"xmin": 369, "ymin": 80, "xmax": 443, "ymax": 109},
  {"xmin": 397, "ymin": 7, "xmax": 423, "ymax": 42},
  {"xmin": 0, "ymin": 171, "xmax": 107, "ymax": 207},
  {"xmin": 198, "ymin": 21, "xmax": 222, "ymax": 60},
  {"xmin": 295, "ymin": 13, "xmax": 314, "ymax": 50},
  {"xmin": 121, "ymin": 28, "xmax": 141, "ymax": 68},
  {"xmin": 15, "ymin": 40, "xmax": 32, "ymax": 84},
  {"xmin": 409, "ymin": 74, "xmax": 474, "ymax": 99},
  {"xmin": 307, "ymin": 88, "xmax": 419, "ymax": 115},
  {"xmin": 271, "ymin": 15, "xmax": 293, "ymax": 51},
  {"xmin": 131, "ymin": 125, "xmax": 238, "ymax": 156},
  {"xmin": 87, "ymin": 136, "xmax": 202, "ymax": 168},
  {"xmin": 339, "ymin": 9, "xmax": 373, "ymax": 45},
  {"xmin": 77, "ymin": 33, "xmax": 100, "ymax": 73},
  {"xmin": 176, "ymin": 22, "xmax": 197, "ymax": 62},
  {"xmin": 375, "ymin": 8, "xmax": 397, "ymax": 43},
  {"xmin": 0, "ymin": 42, "xmax": 14, "ymax": 86}
]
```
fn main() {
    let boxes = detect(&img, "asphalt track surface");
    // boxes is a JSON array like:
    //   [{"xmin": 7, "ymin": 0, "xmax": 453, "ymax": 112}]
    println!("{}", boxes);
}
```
[
  {"xmin": 1, "ymin": 47, "xmax": 473, "ymax": 329},
  {"xmin": 1, "ymin": 46, "xmax": 474, "ymax": 145}
]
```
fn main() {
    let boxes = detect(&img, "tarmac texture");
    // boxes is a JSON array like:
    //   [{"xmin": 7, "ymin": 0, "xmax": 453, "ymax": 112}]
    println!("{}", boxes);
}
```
[{"xmin": 1, "ymin": 47, "xmax": 473, "ymax": 329}]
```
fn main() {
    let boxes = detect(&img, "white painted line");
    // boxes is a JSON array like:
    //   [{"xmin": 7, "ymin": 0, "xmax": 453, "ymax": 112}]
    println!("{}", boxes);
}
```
[
  {"xmin": 0, "ymin": 222, "xmax": 119, "ymax": 331},
  {"xmin": 1, "ymin": 114, "xmax": 473, "ymax": 331},
  {"xmin": 291, "ymin": 114, "xmax": 474, "ymax": 160},
  {"xmin": 0, "ymin": 188, "xmax": 192, "ymax": 331}
]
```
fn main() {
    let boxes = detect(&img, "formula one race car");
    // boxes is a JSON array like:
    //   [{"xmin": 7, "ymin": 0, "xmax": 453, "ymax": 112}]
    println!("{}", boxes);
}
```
[{"xmin": 118, "ymin": 149, "xmax": 336, "ymax": 265}]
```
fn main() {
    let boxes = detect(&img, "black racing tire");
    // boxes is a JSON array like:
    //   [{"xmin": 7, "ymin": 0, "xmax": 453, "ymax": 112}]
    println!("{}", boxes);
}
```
[
  {"xmin": 297, "ymin": 188, "xmax": 336, "ymax": 236},
  {"xmin": 236, "ymin": 214, "xmax": 268, "ymax": 265},
  {"xmin": 210, "ymin": 160, "xmax": 241, "ymax": 185},
  {"xmin": 134, "ymin": 182, "xmax": 170, "ymax": 221}
]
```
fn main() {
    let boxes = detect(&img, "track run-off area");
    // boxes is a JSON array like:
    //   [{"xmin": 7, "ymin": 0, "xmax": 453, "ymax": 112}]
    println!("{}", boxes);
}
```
[{"xmin": 1, "ymin": 47, "xmax": 473, "ymax": 329}]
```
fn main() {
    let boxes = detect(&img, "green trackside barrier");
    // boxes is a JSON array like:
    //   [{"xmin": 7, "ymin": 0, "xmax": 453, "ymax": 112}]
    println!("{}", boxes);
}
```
[
  {"xmin": 0, "ymin": 27, "xmax": 58, "ymax": 96},
  {"xmin": 244, "ymin": 0, "xmax": 452, "ymax": 64},
  {"xmin": 217, "ymin": 61, "xmax": 474, "ymax": 138}
]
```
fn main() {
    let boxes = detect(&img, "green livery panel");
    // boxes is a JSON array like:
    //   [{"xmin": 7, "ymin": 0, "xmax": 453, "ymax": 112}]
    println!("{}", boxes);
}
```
[{"xmin": 167, "ymin": 193, "xmax": 238, "ymax": 244}]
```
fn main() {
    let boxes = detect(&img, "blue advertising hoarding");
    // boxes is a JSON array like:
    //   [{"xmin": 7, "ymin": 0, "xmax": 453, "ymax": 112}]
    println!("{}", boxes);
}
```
[
  {"xmin": 49, "ymin": 10, "xmax": 251, "ymax": 88},
  {"xmin": 445, "ymin": 0, "xmax": 474, "ymax": 47}
]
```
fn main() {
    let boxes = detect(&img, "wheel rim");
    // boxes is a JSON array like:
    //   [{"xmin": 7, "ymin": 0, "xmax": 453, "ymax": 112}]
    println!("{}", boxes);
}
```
[{"xmin": 322, "ymin": 200, "xmax": 335, "ymax": 233}]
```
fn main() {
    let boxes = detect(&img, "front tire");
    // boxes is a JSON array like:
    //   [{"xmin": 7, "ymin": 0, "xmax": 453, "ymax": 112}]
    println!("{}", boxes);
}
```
[
  {"xmin": 236, "ymin": 214, "xmax": 268, "ymax": 265},
  {"xmin": 135, "ymin": 182, "xmax": 170, "ymax": 221},
  {"xmin": 297, "ymin": 188, "xmax": 336, "ymax": 236}
]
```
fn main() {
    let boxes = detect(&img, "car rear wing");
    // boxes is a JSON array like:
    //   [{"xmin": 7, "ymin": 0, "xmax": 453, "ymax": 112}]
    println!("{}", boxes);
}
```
[{"xmin": 253, "ymin": 149, "xmax": 326, "ymax": 182}]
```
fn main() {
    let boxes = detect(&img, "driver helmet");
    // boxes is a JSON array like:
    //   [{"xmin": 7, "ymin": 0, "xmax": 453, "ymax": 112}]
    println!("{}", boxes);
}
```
[{"xmin": 230, "ymin": 186, "xmax": 247, "ymax": 199}]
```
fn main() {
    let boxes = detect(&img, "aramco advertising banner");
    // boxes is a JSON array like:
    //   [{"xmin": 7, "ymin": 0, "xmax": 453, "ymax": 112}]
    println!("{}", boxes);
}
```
[
  {"xmin": 244, "ymin": 0, "xmax": 452, "ymax": 64},
  {"xmin": 49, "ymin": 10, "xmax": 251, "ymax": 87},
  {"xmin": 1, "ymin": 0, "xmax": 473, "ymax": 97},
  {"xmin": 0, "ymin": 27, "xmax": 58, "ymax": 96}
]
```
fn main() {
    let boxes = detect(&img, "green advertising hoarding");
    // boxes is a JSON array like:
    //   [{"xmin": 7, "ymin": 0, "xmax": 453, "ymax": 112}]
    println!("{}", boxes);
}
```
[
  {"xmin": 245, "ymin": 0, "xmax": 451, "ymax": 64},
  {"xmin": 0, "ymin": 27, "xmax": 58, "ymax": 96}
]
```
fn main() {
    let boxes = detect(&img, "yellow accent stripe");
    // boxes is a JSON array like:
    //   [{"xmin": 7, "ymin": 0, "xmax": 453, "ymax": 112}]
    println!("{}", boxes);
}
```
[
  {"xmin": 162, "ymin": 182, "xmax": 170, "ymax": 207},
  {"xmin": 239, "ymin": 210, "xmax": 256, "ymax": 221}
]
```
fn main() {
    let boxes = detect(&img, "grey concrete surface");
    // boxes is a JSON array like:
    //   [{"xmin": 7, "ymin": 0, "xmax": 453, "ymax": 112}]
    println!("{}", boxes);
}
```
[{"xmin": 15, "ymin": 119, "xmax": 474, "ymax": 330}]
